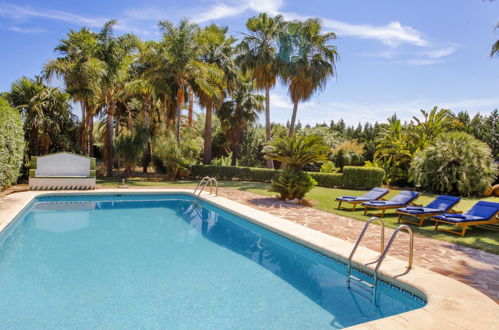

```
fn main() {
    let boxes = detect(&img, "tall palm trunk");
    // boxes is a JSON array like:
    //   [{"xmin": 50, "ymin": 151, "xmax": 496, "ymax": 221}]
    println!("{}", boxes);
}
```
[
  {"xmin": 231, "ymin": 140, "xmax": 238, "ymax": 166},
  {"xmin": 188, "ymin": 87, "xmax": 194, "ymax": 127},
  {"xmin": 88, "ymin": 110, "xmax": 94, "ymax": 157},
  {"xmin": 176, "ymin": 88, "xmax": 184, "ymax": 142},
  {"xmin": 264, "ymin": 86, "xmax": 273, "ymax": 168},
  {"xmin": 80, "ymin": 100, "xmax": 87, "ymax": 154},
  {"xmin": 288, "ymin": 101, "xmax": 299, "ymax": 137},
  {"xmin": 105, "ymin": 96, "xmax": 115, "ymax": 177},
  {"xmin": 30, "ymin": 127, "xmax": 39, "ymax": 156},
  {"xmin": 142, "ymin": 101, "xmax": 151, "ymax": 173},
  {"xmin": 203, "ymin": 103, "xmax": 213, "ymax": 164}
]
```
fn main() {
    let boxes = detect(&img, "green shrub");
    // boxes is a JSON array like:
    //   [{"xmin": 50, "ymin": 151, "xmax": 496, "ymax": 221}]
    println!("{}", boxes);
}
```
[
  {"xmin": 114, "ymin": 126, "xmax": 147, "ymax": 177},
  {"xmin": 190, "ymin": 165, "xmax": 384, "ymax": 189},
  {"xmin": 211, "ymin": 154, "xmax": 233, "ymax": 166},
  {"xmin": 341, "ymin": 166, "xmax": 386, "ymax": 189},
  {"xmin": 319, "ymin": 161, "xmax": 337, "ymax": 173},
  {"xmin": 308, "ymin": 172, "xmax": 343, "ymax": 188},
  {"xmin": 411, "ymin": 132, "xmax": 497, "ymax": 196},
  {"xmin": 153, "ymin": 129, "xmax": 202, "ymax": 179},
  {"xmin": 269, "ymin": 167, "xmax": 317, "ymax": 200},
  {"xmin": 0, "ymin": 97, "xmax": 24, "ymax": 188},
  {"xmin": 191, "ymin": 165, "xmax": 280, "ymax": 182}
]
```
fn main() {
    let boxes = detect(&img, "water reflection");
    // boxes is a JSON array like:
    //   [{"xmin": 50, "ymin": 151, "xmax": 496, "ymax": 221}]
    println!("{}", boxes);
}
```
[{"xmin": 176, "ymin": 202, "xmax": 413, "ymax": 327}]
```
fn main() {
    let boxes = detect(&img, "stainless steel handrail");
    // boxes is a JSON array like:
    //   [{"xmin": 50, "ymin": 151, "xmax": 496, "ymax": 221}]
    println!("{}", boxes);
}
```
[
  {"xmin": 193, "ymin": 176, "xmax": 211, "ymax": 195},
  {"xmin": 347, "ymin": 217, "xmax": 385, "ymax": 289},
  {"xmin": 193, "ymin": 177, "xmax": 218, "ymax": 197},
  {"xmin": 372, "ymin": 224, "xmax": 414, "ymax": 303}
]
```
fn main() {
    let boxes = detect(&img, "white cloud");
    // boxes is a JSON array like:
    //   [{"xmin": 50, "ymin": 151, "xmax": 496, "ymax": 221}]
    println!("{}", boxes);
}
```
[
  {"xmin": 9, "ymin": 26, "xmax": 45, "ymax": 33},
  {"xmin": 407, "ymin": 59, "xmax": 443, "ymax": 65},
  {"xmin": 322, "ymin": 19, "xmax": 428, "ymax": 47},
  {"xmin": 123, "ymin": 0, "xmax": 431, "ymax": 48},
  {"xmin": 0, "ymin": 3, "xmax": 107, "ymax": 27},
  {"xmin": 193, "ymin": 3, "xmax": 248, "ymax": 23},
  {"xmin": 247, "ymin": 0, "xmax": 282, "ymax": 15},
  {"xmin": 420, "ymin": 46, "xmax": 456, "ymax": 58}
]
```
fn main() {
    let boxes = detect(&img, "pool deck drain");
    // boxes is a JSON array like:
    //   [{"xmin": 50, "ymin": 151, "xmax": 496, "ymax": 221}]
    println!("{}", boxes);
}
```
[{"xmin": 0, "ymin": 187, "xmax": 498, "ymax": 329}]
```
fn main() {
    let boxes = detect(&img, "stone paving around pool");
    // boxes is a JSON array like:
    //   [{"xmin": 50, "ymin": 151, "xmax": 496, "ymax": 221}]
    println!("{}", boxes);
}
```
[{"xmin": 209, "ymin": 188, "xmax": 499, "ymax": 304}]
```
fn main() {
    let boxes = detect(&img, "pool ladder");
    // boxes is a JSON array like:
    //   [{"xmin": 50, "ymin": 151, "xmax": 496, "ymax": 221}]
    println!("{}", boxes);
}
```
[
  {"xmin": 347, "ymin": 217, "xmax": 414, "ymax": 304},
  {"xmin": 193, "ymin": 176, "xmax": 218, "ymax": 197}
]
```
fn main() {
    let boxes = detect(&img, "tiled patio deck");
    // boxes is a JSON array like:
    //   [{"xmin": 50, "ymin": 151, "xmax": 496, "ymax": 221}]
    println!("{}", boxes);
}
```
[{"xmin": 211, "ymin": 187, "xmax": 499, "ymax": 304}]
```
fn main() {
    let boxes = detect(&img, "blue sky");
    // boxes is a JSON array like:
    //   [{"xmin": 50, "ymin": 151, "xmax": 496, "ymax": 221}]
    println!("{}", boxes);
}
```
[{"xmin": 1, "ymin": 0, "xmax": 498, "ymax": 126}]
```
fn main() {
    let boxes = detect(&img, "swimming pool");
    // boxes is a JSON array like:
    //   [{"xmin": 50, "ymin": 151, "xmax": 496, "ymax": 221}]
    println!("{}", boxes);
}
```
[{"xmin": 0, "ymin": 193, "xmax": 425, "ymax": 329}]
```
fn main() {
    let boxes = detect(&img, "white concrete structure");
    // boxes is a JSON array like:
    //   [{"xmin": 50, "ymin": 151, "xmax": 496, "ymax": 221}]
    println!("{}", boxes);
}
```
[{"xmin": 29, "ymin": 152, "xmax": 96, "ymax": 190}]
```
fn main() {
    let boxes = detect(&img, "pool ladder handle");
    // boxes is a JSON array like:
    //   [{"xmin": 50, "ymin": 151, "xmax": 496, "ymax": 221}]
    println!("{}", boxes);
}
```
[
  {"xmin": 193, "ymin": 176, "xmax": 218, "ymax": 197},
  {"xmin": 347, "ymin": 218, "xmax": 414, "ymax": 304}
]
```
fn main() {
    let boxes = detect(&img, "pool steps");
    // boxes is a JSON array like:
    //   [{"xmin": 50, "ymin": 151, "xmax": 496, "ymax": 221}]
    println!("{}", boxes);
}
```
[{"xmin": 347, "ymin": 218, "xmax": 414, "ymax": 304}]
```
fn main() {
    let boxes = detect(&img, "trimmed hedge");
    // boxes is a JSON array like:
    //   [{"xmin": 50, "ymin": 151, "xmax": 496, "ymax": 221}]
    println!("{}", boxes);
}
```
[
  {"xmin": 190, "ymin": 165, "xmax": 384, "ymax": 189},
  {"xmin": 341, "ymin": 166, "xmax": 386, "ymax": 189},
  {"xmin": 191, "ymin": 165, "xmax": 280, "ymax": 182},
  {"xmin": 0, "ymin": 98, "xmax": 24, "ymax": 189}
]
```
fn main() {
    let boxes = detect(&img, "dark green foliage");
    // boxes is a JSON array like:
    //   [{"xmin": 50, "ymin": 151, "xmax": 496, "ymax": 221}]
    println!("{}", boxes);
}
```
[
  {"xmin": 190, "ymin": 165, "xmax": 384, "ymax": 189},
  {"xmin": 191, "ymin": 165, "xmax": 280, "ymax": 182},
  {"xmin": 153, "ymin": 129, "xmax": 203, "ymax": 178},
  {"xmin": 411, "ymin": 132, "xmax": 497, "ymax": 196},
  {"xmin": 307, "ymin": 172, "xmax": 343, "ymax": 188},
  {"xmin": 0, "ymin": 97, "xmax": 25, "ymax": 188},
  {"xmin": 114, "ymin": 126, "xmax": 147, "ymax": 177},
  {"xmin": 263, "ymin": 134, "xmax": 329, "ymax": 170},
  {"xmin": 340, "ymin": 166, "xmax": 386, "ymax": 189},
  {"xmin": 269, "ymin": 167, "xmax": 316, "ymax": 200},
  {"xmin": 238, "ymin": 124, "xmax": 265, "ymax": 167}
]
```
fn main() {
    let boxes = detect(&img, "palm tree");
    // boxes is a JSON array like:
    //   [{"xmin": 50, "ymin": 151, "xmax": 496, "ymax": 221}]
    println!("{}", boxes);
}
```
[
  {"xmin": 198, "ymin": 24, "xmax": 236, "ymax": 164},
  {"xmin": 263, "ymin": 134, "xmax": 329, "ymax": 200},
  {"xmin": 374, "ymin": 116, "xmax": 413, "ymax": 184},
  {"xmin": 279, "ymin": 19, "xmax": 338, "ymax": 137},
  {"xmin": 410, "ymin": 106, "xmax": 459, "ymax": 150},
  {"xmin": 263, "ymin": 134, "xmax": 329, "ymax": 170},
  {"xmin": 238, "ymin": 13, "xmax": 285, "ymax": 168},
  {"xmin": 44, "ymin": 27, "xmax": 105, "ymax": 156},
  {"xmin": 491, "ymin": 23, "xmax": 499, "ymax": 57},
  {"xmin": 216, "ymin": 74, "xmax": 264, "ymax": 166},
  {"xmin": 8, "ymin": 77, "xmax": 74, "ymax": 155},
  {"xmin": 95, "ymin": 20, "xmax": 139, "ymax": 176}
]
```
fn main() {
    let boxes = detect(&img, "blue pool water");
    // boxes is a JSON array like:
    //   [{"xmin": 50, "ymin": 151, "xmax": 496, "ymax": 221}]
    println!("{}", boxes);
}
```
[{"xmin": 0, "ymin": 193, "xmax": 425, "ymax": 329}]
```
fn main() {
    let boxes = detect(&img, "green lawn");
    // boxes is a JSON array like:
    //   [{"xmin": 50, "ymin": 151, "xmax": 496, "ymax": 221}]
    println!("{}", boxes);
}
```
[{"xmin": 98, "ymin": 177, "xmax": 499, "ymax": 255}]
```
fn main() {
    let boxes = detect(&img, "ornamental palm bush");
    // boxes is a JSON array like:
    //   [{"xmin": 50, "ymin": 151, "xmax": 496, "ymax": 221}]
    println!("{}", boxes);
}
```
[
  {"xmin": 114, "ymin": 125, "xmax": 147, "ymax": 177},
  {"xmin": 411, "ymin": 132, "xmax": 497, "ymax": 196},
  {"xmin": 264, "ymin": 135, "xmax": 328, "ymax": 200},
  {"xmin": 270, "ymin": 167, "xmax": 317, "ymax": 200},
  {"xmin": 152, "ymin": 129, "xmax": 202, "ymax": 178},
  {"xmin": 263, "ymin": 135, "xmax": 329, "ymax": 170}
]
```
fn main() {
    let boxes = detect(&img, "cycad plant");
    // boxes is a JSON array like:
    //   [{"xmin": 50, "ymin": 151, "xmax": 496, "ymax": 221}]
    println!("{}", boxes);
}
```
[
  {"xmin": 264, "ymin": 135, "xmax": 328, "ymax": 200},
  {"xmin": 411, "ymin": 132, "xmax": 497, "ymax": 196}
]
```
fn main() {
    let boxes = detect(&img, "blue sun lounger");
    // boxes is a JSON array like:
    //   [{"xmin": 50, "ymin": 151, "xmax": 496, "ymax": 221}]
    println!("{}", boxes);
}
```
[
  {"xmin": 362, "ymin": 190, "xmax": 420, "ymax": 217},
  {"xmin": 396, "ymin": 195, "xmax": 461, "ymax": 226},
  {"xmin": 336, "ymin": 187, "xmax": 389, "ymax": 210},
  {"xmin": 431, "ymin": 201, "xmax": 499, "ymax": 236}
]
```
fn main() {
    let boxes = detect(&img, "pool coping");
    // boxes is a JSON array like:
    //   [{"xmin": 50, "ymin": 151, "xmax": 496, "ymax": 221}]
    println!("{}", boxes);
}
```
[{"xmin": 0, "ymin": 189, "xmax": 497, "ymax": 329}]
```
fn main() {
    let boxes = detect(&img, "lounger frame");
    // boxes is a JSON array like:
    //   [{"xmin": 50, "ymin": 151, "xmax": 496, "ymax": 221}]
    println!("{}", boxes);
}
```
[
  {"xmin": 431, "ymin": 212, "xmax": 499, "ymax": 237},
  {"xmin": 363, "ymin": 202, "xmax": 420, "ymax": 217},
  {"xmin": 337, "ymin": 190, "xmax": 389, "ymax": 211},
  {"xmin": 396, "ymin": 199, "xmax": 461, "ymax": 227}
]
